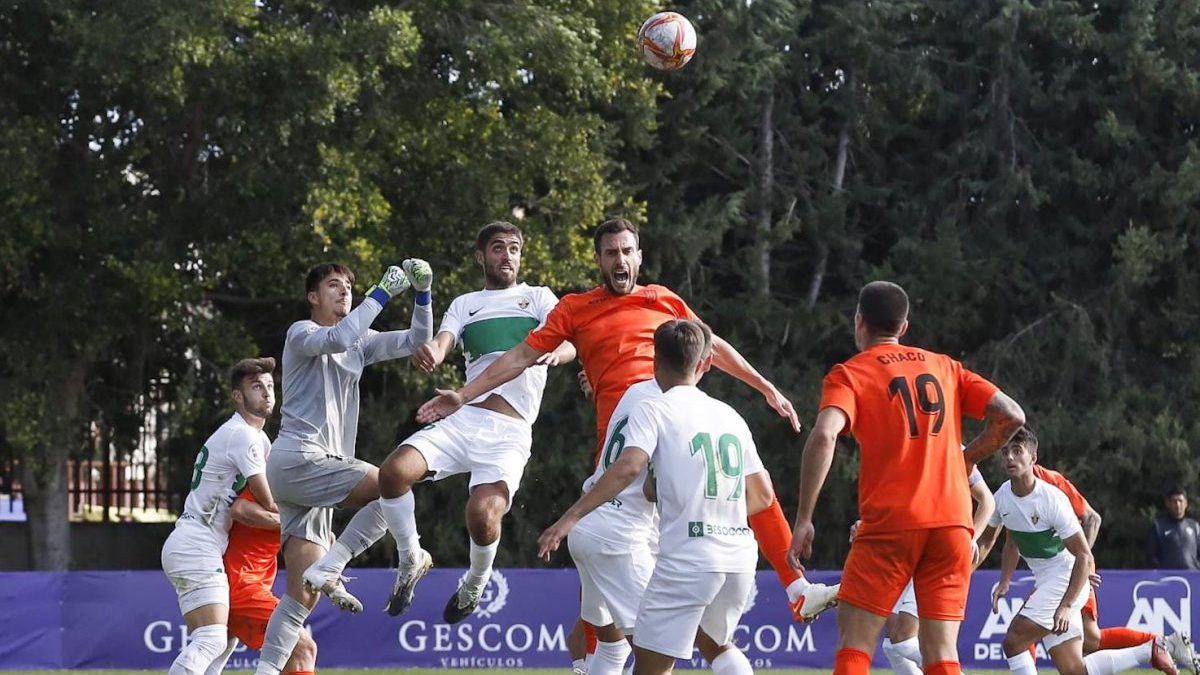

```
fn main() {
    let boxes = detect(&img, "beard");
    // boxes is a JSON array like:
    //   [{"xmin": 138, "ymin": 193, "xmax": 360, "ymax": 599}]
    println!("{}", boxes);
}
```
[{"xmin": 485, "ymin": 263, "xmax": 517, "ymax": 288}]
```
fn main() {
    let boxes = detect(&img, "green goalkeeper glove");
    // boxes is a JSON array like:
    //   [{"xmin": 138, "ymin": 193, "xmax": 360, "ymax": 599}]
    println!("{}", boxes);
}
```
[
  {"xmin": 366, "ymin": 265, "xmax": 410, "ymax": 305},
  {"xmin": 402, "ymin": 259, "xmax": 433, "ymax": 306}
]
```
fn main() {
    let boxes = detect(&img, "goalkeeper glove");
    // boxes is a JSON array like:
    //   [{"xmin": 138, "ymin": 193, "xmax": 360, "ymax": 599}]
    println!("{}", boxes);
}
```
[
  {"xmin": 366, "ymin": 265, "xmax": 410, "ymax": 305},
  {"xmin": 402, "ymin": 258, "xmax": 433, "ymax": 305}
]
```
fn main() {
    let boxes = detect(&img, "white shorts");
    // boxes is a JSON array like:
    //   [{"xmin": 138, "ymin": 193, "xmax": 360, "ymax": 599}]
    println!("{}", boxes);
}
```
[
  {"xmin": 1019, "ymin": 575, "xmax": 1086, "ymax": 650},
  {"xmin": 568, "ymin": 525, "xmax": 656, "ymax": 633},
  {"xmin": 161, "ymin": 531, "xmax": 228, "ymax": 615},
  {"xmin": 633, "ymin": 564, "xmax": 754, "ymax": 659},
  {"xmin": 892, "ymin": 579, "xmax": 917, "ymax": 617},
  {"xmin": 402, "ymin": 405, "xmax": 532, "ymax": 508}
]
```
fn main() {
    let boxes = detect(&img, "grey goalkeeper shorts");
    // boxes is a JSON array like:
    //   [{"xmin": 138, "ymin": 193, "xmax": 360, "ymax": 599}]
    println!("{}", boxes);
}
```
[{"xmin": 266, "ymin": 446, "xmax": 373, "ymax": 546}]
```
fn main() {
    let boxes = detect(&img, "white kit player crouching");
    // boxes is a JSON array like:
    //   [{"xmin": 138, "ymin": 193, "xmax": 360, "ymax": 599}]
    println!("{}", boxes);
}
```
[
  {"xmin": 161, "ymin": 358, "xmax": 278, "ymax": 675},
  {"xmin": 539, "ymin": 319, "xmax": 764, "ymax": 675},
  {"xmin": 979, "ymin": 436, "xmax": 1178, "ymax": 675}
]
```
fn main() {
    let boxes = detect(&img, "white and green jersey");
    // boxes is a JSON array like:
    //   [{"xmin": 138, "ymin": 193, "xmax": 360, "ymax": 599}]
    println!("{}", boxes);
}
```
[
  {"xmin": 989, "ymin": 478, "xmax": 1083, "ymax": 582},
  {"xmin": 174, "ymin": 413, "xmax": 270, "ymax": 553},
  {"xmin": 623, "ymin": 385, "xmax": 764, "ymax": 574},
  {"xmin": 574, "ymin": 379, "xmax": 662, "ymax": 545},
  {"xmin": 439, "ymin": 283, "xmax": 558, "ymax": 423}
]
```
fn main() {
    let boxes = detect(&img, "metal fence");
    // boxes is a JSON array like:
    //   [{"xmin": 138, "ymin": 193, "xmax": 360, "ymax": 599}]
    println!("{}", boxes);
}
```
[{"xmin": 0, "ymin": 456, "xmax": 172, "ymax": 523}]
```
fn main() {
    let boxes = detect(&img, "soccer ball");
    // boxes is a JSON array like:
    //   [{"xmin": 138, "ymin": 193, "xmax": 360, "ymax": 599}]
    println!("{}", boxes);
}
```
[{"xmin": 636, "ymin": 11, "xmax": 697, "ymax": 71}]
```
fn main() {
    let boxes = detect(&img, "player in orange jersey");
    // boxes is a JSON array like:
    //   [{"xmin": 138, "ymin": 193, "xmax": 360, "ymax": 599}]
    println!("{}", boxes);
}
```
[
  {"xmin": 417, "ymin": 220, "xmax": 835, "ymax": 634},
  {"xmin": 210, "ymin": 490, "xmax": 318, "ymax": 675},
  {"xmin": 787, "ymin": 280, "xmax": 1026, "ymax": 675},
  {"xmin": 977, "ymin": 427, "xmax": 1198, "ymax": 674}
]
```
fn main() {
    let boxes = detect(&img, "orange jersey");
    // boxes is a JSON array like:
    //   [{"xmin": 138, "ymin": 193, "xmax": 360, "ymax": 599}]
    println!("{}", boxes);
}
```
[
  {"xmin": 1032, "ymin": 464, "xmax": 1090, "ymax": 520},
  {"xmin": 819, "ymin": 343, "xmax": 999, "ymax": 534},
  {"xmin": 524, "ymin": 284, "xmax": 699, "ymax": 449},
  {"xmin": 223, "ymin": 490, "xmax": 280, "ymax": 598}
]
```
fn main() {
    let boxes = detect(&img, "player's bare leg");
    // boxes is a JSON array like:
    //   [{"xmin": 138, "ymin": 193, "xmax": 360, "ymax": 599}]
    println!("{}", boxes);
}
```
[
  {"xmin": 696, "ymin": 630, "xmax": 753, "ymax": 675},
  {"xmin": 378, "ymin": 444, "xmax": 434, "ymax": 616},
  {"xmin": 254, "ymin": 538, "xmax": 323, "ymax": 675},
  {"xmin": 171, "ymin": 603, "xmax": 229, "ymax": 675},
  {"xmin": 916, "ymin": 617, "xmax": 961, "ymax": 675},
  {"xmin": 304, "ymin": 469, "xmax": 384, "ymax": 613},
  {"xmin": 444, "ymin": 481, "xmax": 509, "ymax": 623},
  {"xmin": 882, "ymin": 612, "xmax": 922, "ymax": 675},
  {"xmin": 834, "ymin": 601, "xmax": 889, "ymax": 674},
  {"xmin": 632, "ymin": 646, "xmax": 678, "ymax": 675},
  {"xmin": 281, "ymin": 628, "xmax": 318, "ymax": 675}
]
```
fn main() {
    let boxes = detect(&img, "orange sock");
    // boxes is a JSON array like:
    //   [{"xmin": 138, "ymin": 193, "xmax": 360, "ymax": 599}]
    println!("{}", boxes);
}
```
[
  {"xmin": 1100, "ymin": 627, "xmax": 1156, "ymax": 649},
  {"xmin": 291, "ymin": 671, "xmax": 314, "ymax": 675},
  {"xmin": 748, "ymin": 498, "xmax": 801, "ymax": 588},
  {"xmin": 583, "ymin": 620, "xmax": 597, "ymax": 654},
  {"xmin": 923, "ymin": 660, "xmax": 961, "ymax": 675},
  {"xmin": 834, "ymin": 648, "xmax": 872, "ymax": 675},
  {"xmin": 1028, "ymin": 644, "xmax": 1037, "ymax": 661}
]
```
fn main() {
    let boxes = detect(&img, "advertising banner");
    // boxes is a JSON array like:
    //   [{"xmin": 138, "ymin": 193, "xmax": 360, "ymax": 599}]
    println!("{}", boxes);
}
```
[{"xmin": 1, "ymin": 569, "xmax": 1195, "ymax": 670}]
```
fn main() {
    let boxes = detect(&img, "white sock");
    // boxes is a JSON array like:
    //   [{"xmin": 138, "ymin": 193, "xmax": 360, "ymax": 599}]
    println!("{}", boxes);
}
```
[
  {"xmin": 892, "ymin": 636, "xmax": 922, "ymax": 665},
  {"xmin": 1006, "ymin": 651, "xmax": 1037, "ymax": 675},
  {"xmin": 202, "ymin": 637, "xmax": 239, "ymax": 675},
  {"xmin": 466, "ymin": 539, "xmax": 499, "ymax": 589},
  {"xmin": 170, "ymin": 624, "xmax": 228, "ymax": 675},
  {"xmin": 882, "ymin": 638, "xmax": 923, "ymax": 675},
  {"xmin": 314, "ymin": 540, "xmax": 353, "ymax": 574},
  {"xmin": 254, "ymin": 595, "xmax": 311, "ymax": 675},
  {"xmin": 711, "ymin": 647, "xmax": 754, "ymax": 675},
  {"xmin": 572, "ymin": 657, "xmax": 588, "ymax": 674},
  {"xmin": 1084, "ymin": 642, "xmax": 1151, "ymax": 675},
  {"xmin": 785, "ymin": 576, "xmax": 811, "ymax": 603},
  {"xmin": 380, "ymin": 492, "xmax": 419, "ymax": 554},
  {"xmin": 589, "ymin": 639, "xmax": 631, "ymax": 675}
]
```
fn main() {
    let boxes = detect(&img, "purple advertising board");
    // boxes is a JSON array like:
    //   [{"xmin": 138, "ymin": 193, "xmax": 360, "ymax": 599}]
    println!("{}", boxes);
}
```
[{"xmin": 1, "ymin": 569, "xmax": 1196, "ymax": 670}]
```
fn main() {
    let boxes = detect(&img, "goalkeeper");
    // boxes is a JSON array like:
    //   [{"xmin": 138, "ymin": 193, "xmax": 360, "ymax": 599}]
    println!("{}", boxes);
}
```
[{"xmin": 253, "ymin": 260, "xmax": 433, "ymax": 675}]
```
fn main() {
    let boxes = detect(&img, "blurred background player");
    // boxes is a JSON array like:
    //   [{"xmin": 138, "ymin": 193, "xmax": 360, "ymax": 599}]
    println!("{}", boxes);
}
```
[
  {"xmin": 849, "ymin": 460, "xmax": 995, "ymax": 675},
  {"xmin": 980, "ymin": 428, "xmax": 1197, "ymax": 674},
  {"xmin": 1149, "ymin": 486, "xmax": 1200, "ymax": 571},
  {"xmin": 160, "ymin": 358, "xmax": 278, "ymax": 675},
  {"xmin": 418, "ymin": 218, "xmax": 837, "ymax": 633},
  {"xmin": 378, "ymin": 222, "xmax": 575, "ymax": 619},
  {"xmin": 979, "ymin": 433, "xmax": 1176, "ymax": 675},
  {"xmin": 538, "ymin": 320, "xmax": 765, "ymax": 675},
  {"xmin": 788, "ymin": 280, "xmax": 1026, "ymax": 675},
  {"xmin": 254, "ymin": 261, "xmax": 432, "ymax": 675}
]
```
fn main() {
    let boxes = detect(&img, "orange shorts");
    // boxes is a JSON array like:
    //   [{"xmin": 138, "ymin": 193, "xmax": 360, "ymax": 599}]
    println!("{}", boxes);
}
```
[
  {"xmin": 228, "ymin": 585, "xmax": 278, "ymax": 650},
  {"xmin": 1083, "ymin": 586, "xmax": 1098, "ymax": 620},
  {"xmin": 839, "ymin": 526, "xmax": 972, "ymax": 620}
]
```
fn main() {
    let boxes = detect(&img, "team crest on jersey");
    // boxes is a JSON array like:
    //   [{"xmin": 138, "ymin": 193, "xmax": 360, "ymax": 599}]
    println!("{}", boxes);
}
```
[
  {"xmin": 1031, "ymin": 512, "xmax": 1040, "ymax": 525},
  {"xmin": 456, "ymin": 569, "xmax": 509, "ymax": 620},
  {"xmin": 518, "ymin": 297, "xmax": 530, "ymax": 309}
]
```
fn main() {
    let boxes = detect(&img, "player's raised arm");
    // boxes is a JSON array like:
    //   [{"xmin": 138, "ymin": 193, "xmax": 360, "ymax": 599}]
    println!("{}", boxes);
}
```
[
  {"xmin": 290, "ymin": 265, "xmax": 412, "ymax": 356},
  {"xmin": 416, "ymin": 341, "xmax": 545, "ymax": 423},
  {"xmin": 537, "ymin": 446, "xmax": 651, "ymax": 561},
  {"xmin": 709, "ymin": 335, "xmax": 801, "ymax": 433},
  {"xmin": 363, "ymin": 259, "xmax": 435, "ymax": 365},
  {"xmin": 787, "ymin": 406, "xmax": 848, "ymax": 568},
  {"xmin": 963, "ymin": 390, "xmax": 1026, "ymax": 466}
]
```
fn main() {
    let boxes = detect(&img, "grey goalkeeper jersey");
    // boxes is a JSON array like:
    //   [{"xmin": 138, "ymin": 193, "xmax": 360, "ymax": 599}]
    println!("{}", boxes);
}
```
[{"xmin": 274, "ymin": 296, "xmax": 433, "ymax": 458}]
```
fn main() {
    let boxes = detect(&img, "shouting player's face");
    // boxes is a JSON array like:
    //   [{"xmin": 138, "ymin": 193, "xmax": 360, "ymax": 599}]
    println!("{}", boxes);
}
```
[
  {"xmin": 309, "ymin": 272, "xmax": 353, "ymax": 320},
  {"xmin": 596, "ymin": 230, "xmax": 642, "ymax": 295},
  {"xmin": 1000, "ymin": 441, "xmax": 1035, "ymax": 479},
  {"xmin": 234, "ymin": 373, "xmax": 276, "ymax": 420},
  {"xmin": 478, "ymin": 234, "xmax": 522, "ymax": 289}
]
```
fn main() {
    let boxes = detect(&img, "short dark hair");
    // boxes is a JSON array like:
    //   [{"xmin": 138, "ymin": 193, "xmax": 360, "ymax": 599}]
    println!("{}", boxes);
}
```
[
  {"xmin": 1006, "ymin": 426, "xmax": 1039, "ymax": 454},
  {"xmin": 593, "ymin": 218, "xmax": 639, "ymax": 253},
  {"xmin": 857, "ymin": 281, "xmax": 909, "ymax": 335},
  {"xmin": 654, "ymin": 320, "xmax": 712, "ymax": 377},
  {"xmin": 305, "ymin": 263, "xmax": 355, "ymax": 294},
  {"xmin": 1167, "ymin": 486, "xmax": 1188, "ymax": 500},
  {"xmin": 476, "ymin": 221, "xmax": 523, "ymax": 251},
  {"xmin": 230, "ymin": 357, "xmax": 276, "ymax": 390}
]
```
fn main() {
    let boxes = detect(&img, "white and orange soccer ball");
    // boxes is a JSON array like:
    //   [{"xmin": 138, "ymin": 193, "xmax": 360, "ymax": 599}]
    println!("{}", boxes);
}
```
[{"xmin": 636, "ymin": 11, "xmax": 697, "ymax": 71}]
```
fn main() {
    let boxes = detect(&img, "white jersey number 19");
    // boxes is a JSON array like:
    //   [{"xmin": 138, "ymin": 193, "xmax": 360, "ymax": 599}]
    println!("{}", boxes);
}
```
[{"xmin": 689, "ymin": 432, "xmax": 744, "ymax": 500}]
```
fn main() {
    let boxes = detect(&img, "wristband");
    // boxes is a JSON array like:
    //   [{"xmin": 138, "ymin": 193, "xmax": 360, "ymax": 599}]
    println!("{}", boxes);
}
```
[
  {"xmin": 367, "ymin": 285, "xmax": 390, "ymax": 306},
  {"xmin": 415, "ymin": 290, "xmax": 431, "ymax": 306}
]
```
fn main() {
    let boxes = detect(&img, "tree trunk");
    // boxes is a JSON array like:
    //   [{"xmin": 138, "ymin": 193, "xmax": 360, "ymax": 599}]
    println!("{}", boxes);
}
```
[
  {"xmin": 756, "ymin": 89, "xmax": 775, "ymax": 297},
  {"xmin": 807, "ymin": 119, "xmax": 851, "ymax": 310},
  {"xmin": 23, "ymin": 363, "xmax": 86, "ymax": 570}
]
